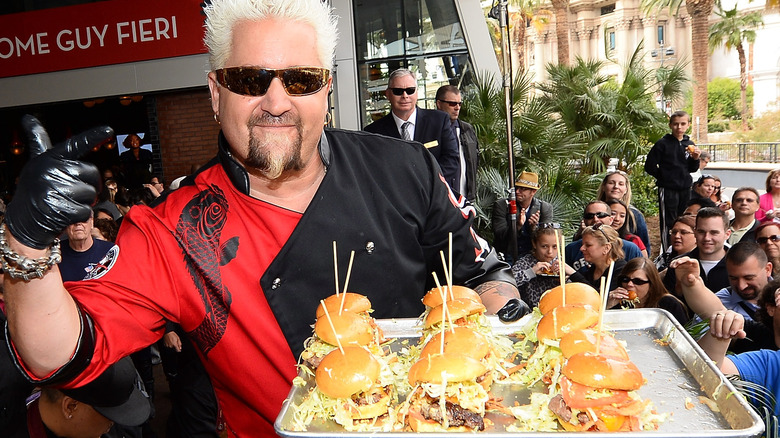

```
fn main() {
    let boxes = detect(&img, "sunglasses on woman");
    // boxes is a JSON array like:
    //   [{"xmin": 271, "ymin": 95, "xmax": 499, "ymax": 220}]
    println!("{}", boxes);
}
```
[
  {"xmin": 619, "ymin": 276, "xmax": 650, "ymax": 285},
  {"xmin": 215, "ymin": 66, "xmax": 330, "ymax": 96},
  {"xmin": 757, "ymin": 235, "xmax": 780, "ymax": 244}
]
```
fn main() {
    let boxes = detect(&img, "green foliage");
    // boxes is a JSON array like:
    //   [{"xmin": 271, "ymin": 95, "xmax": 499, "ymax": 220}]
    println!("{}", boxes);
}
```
[
  {"xmin": 708, "ymin": 77, "xmax": 753, "ymax": 120},
  {"xmin": 629, "ymin": 166, "xmax": 659, "ymax": 216},
  {"xmin": 538, "ymin": 47, "xmax": 670, "ymax": 175},
  {"xmin": 462, "ymin": 46, "xmax": 680, "ymax": 241},
  {"xmin": 709, "ymin": 6, "xmax": 763, "ymax": 54},
  {"xmin": 735, "ymin": 107, "xmax": 780, "ymax": 142},
  {"xmin": 683, "ymin": 77, "xmax": 754, "ymax": 124}
]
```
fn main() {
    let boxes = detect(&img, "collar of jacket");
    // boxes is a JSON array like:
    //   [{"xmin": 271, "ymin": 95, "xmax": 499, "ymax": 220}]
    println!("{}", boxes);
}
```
[{"xmin": 216, "ymin": 129, "xmax": 332, "ymax": 195}]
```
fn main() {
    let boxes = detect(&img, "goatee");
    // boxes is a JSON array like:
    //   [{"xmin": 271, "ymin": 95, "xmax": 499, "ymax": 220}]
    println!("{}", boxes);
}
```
[{"xmin": 246, "ymin": 112, "xmax": 304, "ymax": 180}]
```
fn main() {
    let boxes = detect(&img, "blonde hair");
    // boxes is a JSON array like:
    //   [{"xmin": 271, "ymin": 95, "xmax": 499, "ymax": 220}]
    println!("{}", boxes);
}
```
[
  {"xmin": 582, "ymin": 225, "xmax": 624, "ymax": 261},
  {"xmin": 204, "ymin": 0, "xmax": 338, "ymax": 71},
  {"xmin": 597, "ymin": 170, "xmax": 632, "ymax": 206}
]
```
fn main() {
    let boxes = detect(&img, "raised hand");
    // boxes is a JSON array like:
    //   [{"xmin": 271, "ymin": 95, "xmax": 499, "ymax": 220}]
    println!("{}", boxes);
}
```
[{"xmin": 5, "ymin": 115, "xmax": 113, "ymax": 249}]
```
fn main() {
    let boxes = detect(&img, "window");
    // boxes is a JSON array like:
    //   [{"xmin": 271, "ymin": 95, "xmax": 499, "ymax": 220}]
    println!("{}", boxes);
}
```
[
  {"xmin": 600, "ymin": 4, "xmax": 615, "ymax": 15},
  {"xmin": 354, "ymin": 0, "xmax": 474, "ymax": 126},
  {"xmin": 608, "ymin": 29, "xmax": 616, "ymax": 52},
  {"xmin": 657, "ymin": 24, "xmax": 665, "ymax": 46}
]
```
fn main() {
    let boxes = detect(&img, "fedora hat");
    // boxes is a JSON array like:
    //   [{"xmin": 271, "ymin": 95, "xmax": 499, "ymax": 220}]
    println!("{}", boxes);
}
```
[{"xmin": 515, "ymin": 171, "xmax": 540, "ymax": 189}]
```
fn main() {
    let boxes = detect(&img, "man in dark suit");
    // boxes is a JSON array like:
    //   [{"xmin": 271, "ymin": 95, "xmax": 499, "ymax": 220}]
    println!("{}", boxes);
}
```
[
  {"xmin": 364, "ymin": 68, "xmax": 460, "ymax": 191},
  {"xmin": 727, "ymin": 187, "xmax": 760, "ymax": 245},
  {"xmin": 436, "ymin": 85, "xmax": 479, "ymax": 202}
]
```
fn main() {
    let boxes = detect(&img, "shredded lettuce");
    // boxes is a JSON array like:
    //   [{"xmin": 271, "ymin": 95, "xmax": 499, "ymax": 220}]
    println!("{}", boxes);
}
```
[{"xmin": 508, "ymin": 392, "xmax": 560, "ymax": 431}]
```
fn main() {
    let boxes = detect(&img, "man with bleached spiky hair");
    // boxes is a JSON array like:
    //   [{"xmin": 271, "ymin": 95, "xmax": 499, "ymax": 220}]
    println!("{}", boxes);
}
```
[{"xmin": 2, "ymin": 0, "xmax": 525, "ymax": 435}]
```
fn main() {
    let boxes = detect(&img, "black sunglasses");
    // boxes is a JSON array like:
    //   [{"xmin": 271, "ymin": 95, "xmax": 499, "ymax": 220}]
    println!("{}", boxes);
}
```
[
  {"xmin": 437, "ymin": 99, "xmax": 462, "ymax": 107},
  {"xmin": 390, "ymin": 87, "xmax": 416, "ymax": 96},
  {"xmin": 758, "ymin": 235, "xmax": 780, "ymax": 244},
  {"xmin": 215, "ymin": 66, "xmax": 330, "ymax": 96},
  {"xmin": 538, "ymin": 223, "xmax": 562, "ymax": 229},
  {"xmin": 583, "ymin": 212, "xmax": 611, "ymax": 220},
  {"xmin": 620, "ymin": 276, "xmax": 651, "ymax": 286}
]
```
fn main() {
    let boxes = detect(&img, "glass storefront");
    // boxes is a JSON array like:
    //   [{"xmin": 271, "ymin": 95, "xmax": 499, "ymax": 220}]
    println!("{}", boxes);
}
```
[{"xmin": 354, "ymin": 0, "xmax": 475, "ymax": 126}]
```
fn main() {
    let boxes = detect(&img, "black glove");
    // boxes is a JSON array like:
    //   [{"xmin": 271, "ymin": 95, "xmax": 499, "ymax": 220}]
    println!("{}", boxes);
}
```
[
  {"xmin": 497, "ymin": 298, "xmax": 530, "ymax": 323},
  {"xmin": 5, "ymin": 115, "xmax": 113, "ymax": 249}
]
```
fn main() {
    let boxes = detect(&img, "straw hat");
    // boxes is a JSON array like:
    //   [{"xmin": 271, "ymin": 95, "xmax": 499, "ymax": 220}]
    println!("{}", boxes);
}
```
[{"xmin": 515, "ymin": 171, "xmax": 540, "ymax": 189}]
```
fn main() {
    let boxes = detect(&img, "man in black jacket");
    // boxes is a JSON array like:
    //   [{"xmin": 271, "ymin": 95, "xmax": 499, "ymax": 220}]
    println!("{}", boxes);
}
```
[
  {"xmin": 663, "ymin": 207, "xmax": 731, "ymax": 296},
  {"xmin": 645, "ymin": 110, "xmax": 701, "ymax": 249},
  {"xmin": 435, "ymin": 85, "xmax": 479, "ymax": 202},
  {"xmin": 364, "ymin": 68, "xmax": 461, "ymax": 191},
  {"xmin": 492, "ymin": 171, "xmax": 553, "ymax": 261},
  {"xmin": 2, "ymin": 1, "xmax": 527, "ymax": 435}
]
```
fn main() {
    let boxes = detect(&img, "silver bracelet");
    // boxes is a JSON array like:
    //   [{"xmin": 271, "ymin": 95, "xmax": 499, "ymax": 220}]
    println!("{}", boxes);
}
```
[{"xmin": 0, "ymin": 224, "xmax": 61, "ymax": 281}]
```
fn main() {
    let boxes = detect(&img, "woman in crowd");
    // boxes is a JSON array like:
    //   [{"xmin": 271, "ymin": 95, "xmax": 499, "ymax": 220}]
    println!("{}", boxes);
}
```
[
  {"xmin": 757, "ymin": 222, "xmax": 780, "ymax": 278},
  {"xmin": 606, "ymin": 199, "xmax": 648, "ymax": 258},
  {"xmin": 512, "ymin": 224, "xmax": 567, "ymax": 308},
  {"xmin": 757, "ymin": 169, "xmax": 780, "ymax": 223},
  {"xmin": 709, "ymin": 175, "xmax": 731, "ymax": 212},
  {"xmin": 596, "ymin": 170, "xmax": 651, "ymax": 255},
  {"xmin": 655, "ymin": 215, "xmax": 697, "ymax": 272},
  {"xmin": 568, "ymin": 224, "xmax": 625, "ymax": 292},
  {"xmin": 608, "ymin": 258, "xmax": 690, "ymax": 325},
  {"xmin": 690, "ymin": 174, "xmax": 717, "ymax": 201}
]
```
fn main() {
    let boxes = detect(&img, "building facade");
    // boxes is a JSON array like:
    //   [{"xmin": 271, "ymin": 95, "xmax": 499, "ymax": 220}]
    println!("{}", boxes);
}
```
[{"xmin": 0, "ymin": 0, "xmax": 499, "ymax": 196}]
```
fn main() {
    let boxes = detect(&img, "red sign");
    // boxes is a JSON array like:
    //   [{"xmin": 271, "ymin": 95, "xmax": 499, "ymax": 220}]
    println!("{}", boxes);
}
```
[{"xmin": 0, "ymin": 0, "xmax": 206, "ymax": 78}]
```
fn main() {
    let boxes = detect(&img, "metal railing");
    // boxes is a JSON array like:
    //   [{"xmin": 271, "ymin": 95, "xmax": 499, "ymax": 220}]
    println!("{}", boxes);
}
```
[{"xmin": 700, "ymin": 143, "xmax": 780, "ymax": 163}]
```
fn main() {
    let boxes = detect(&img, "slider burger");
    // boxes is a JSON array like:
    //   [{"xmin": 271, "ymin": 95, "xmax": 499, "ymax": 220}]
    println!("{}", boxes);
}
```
[
  {"xmin": 313, "ymin": 346, "xmax": 395, "ymax": 431},
  {"xmin": 404, "ymin": 352, "xmax": 490, "ymax": 432},
  {"xmin": 300, "ymin": 311, "xmax": 383, "ymax": 369},
  {"xmin": 422, "ymin": 285, "xmax": 481, "ymax": 308},
  {"xmin": 559, "ymin": 328, "xmax": 629, "ymax": 361},
  {"xmin": 316, "ymin": 292, "xmax": 373, "ymax": 318},
  {"xmin": 418, "ymin": 327, "xmax": 494, "ymax": 390},
  {"xmin": 550, "ymin": 351, "xmax": 648, "ymax": 432},
  {"xmin": 423, "ymin": 298, "xmax": 487, "ymax": 334},
  {"xmin": 538, "ymin": 283, "xmax": 600, "ymax": 315},
  {"xmin": 515, "ymin": 304, "xmax": 599, "ymax": 386},
  {"xmin": 536, "ymin": 304, "xmax": 599, "ymax": 343}
]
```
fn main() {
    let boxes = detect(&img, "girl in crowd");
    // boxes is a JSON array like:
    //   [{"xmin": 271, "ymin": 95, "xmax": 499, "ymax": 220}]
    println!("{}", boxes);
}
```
[
  {"xmin": 606, "ymin": 199, "xmax": 648, "ymax": 258},
  {"xmin": 608, "ymin": 258, "xmax": 690, "ymax": 325},
  {"xmin": 568, "ymin": 224, "xmax": 625, "ymax": 292},
  {"xmin": 655, "ymin": 215, "xmax": 697, "ymax": 272},
  {"xmin": 691, "ymin": 174, "xmax": 717, "ymax": 201},
  {"xmin": 596, "ymin": 170, "xmax": 651, "ymax": 255},
  {"xmin": 757, "ymin": 222, "xmax": 780, "ymax": 278},
  {"xmin": 512, "ymin": 224, "xmax": 566, "ymax": 308},
  {"xmin": 757, "ymin": 169, "xmax": 780, "ymax": 223},
  {"xmin": 709, "ymin": 175, "xmax": 731, "ymax": 212}
]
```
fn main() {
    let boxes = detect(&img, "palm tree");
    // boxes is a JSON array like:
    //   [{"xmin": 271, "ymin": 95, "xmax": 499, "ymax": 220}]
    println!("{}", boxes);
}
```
[
  {"xmin": 461, "ymin": 70, "xmax": 587, "ymax": 236},
  {"xmin": 708, "ymin": 5, "xmax": 763, "ymax": 131},
  {"xmin": 538, "ymin": 46, "xmax": 672, "ymax": 174},
  {"xmin": 508, "ymin": 0, "xmax": 551, "ymax": 74},
  {"xmin": 642, "ymin": 0, "xmax": 714, "ymax": 142},
  {"xmin": 549, "ymin": 0, "xmax": 571, "ymax": 65}
]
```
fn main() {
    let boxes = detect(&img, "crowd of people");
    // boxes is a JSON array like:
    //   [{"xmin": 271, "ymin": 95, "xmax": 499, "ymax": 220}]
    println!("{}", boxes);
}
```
[
  {"xmin": 495, "ymin": 109, "xmax": 780, "ymax": 417},
  {"xmin": 0, "ymin": 0, "xmax": 777, "ymax": 435}
]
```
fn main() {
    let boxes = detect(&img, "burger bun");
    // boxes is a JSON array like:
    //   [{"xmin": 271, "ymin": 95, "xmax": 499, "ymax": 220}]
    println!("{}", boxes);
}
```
[
  {"xmin": 538, "ymin": 283, "xmax": 600, "ymax": 315},
  {"xmin": 316, "ymin": 293, "xmax": 372, "ymax": 318},
  {"xmin": 562, "ymin": 352, "xmax": 643, "ymax": 391},
  {"xmin": 536, "ymin": 304, "xmax": 599, "ymax": 342},
  {"xmin": 315, "ymin": 346, "xmax": 380, "ymax": 399}
]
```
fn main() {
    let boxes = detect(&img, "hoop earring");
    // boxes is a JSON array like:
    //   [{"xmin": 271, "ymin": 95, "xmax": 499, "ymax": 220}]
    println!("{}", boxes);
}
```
[
  {"xmin": 214, "ymin": 113, "xmax": 220, "ymax": 125},
  {"xmin": 324, "ymin": 112, "xmax": 332, "ymax": 126}
]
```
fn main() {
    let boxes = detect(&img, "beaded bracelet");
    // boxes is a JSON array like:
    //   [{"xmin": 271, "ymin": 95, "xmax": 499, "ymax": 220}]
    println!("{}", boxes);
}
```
[{"xmin": 0, "ymin": 223, "xmax": 61, "ymax": 281}]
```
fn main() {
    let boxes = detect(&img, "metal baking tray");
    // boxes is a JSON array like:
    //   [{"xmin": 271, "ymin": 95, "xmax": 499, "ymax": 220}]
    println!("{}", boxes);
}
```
[{"xmin": 275, "ymin": 309, "xmax": 764, "ymax": 437}]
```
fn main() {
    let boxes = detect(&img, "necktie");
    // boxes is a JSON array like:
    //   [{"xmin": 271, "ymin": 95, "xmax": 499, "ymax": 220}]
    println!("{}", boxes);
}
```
[{"xmin": 401, "ymin": 121, "xmax": 412, "ymax": 141}]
